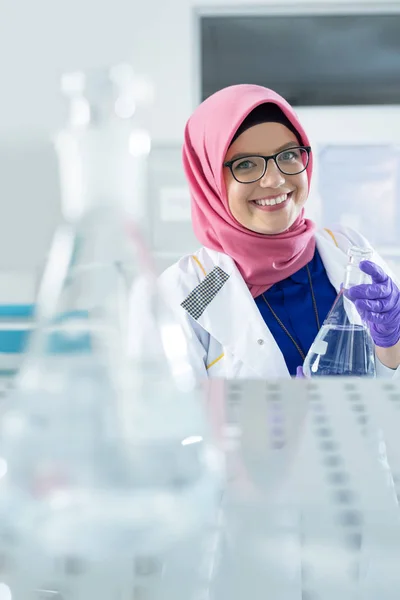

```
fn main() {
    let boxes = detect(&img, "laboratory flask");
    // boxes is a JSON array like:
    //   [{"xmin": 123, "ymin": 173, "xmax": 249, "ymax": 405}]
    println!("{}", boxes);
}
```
[
  {"xmin": 0, "ymin": 65, "xmax": 223, "ymax": 600},
  {"xmin": 303, "ymin": 246, "xmax": 376, "ymax": 377}
]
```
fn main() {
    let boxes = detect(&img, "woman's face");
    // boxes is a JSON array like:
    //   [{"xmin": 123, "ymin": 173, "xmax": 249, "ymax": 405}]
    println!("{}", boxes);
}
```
[{"xmin": 223, "ymin": 122, "xmax": 309, "ymax": 235}]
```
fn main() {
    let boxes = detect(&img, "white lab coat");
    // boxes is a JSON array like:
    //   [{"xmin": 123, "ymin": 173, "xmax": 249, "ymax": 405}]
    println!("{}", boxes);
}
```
[{"xmin": 159, "ymin": 226, "xmax": 400, "ymax": 381}]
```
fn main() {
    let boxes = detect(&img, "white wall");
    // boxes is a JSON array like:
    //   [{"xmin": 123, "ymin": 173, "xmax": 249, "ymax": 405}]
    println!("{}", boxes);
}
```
[
  {"xmin": 2, "ymin": 0, "xmax": 400, "ymax": 142},
  {"xmin": 0, "ymin": 0, "xmax": 191, "ymax": 142},
  {"xmin": 1, "ymin": 0, "xmax": 400, "ymax": 277}
]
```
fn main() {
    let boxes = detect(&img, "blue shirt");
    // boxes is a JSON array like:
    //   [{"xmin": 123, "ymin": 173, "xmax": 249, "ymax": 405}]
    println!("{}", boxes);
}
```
[{"xmin": 255, "ymin": 249, "xmax": 337, "ymax": 376}]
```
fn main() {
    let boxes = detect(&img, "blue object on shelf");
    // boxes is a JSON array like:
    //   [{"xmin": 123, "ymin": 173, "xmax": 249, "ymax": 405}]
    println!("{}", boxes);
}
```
[
  {"xmin": 0, "ymin": 306, "xmax": 93, "ymax": 357},
  {"xmin": 0, "ymin": 304, "xmax": 35, "ymax": 354},
  {"xmin": 47, "ymin": 309, "xmax": 92, "ymax": 354}
]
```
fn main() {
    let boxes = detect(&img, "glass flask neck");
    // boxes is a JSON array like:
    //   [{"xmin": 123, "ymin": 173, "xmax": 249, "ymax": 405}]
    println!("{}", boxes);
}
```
[
  {"xmin": 60, "ymin": 66, "xmax": 153, "ymax": 128},
  {"xmin": 343, "ymin": 246, "xmax": 373, "ymax": 289},
  {"xmin": 55, "ymin": 65, "xmax": 152, "ymax": 224}
]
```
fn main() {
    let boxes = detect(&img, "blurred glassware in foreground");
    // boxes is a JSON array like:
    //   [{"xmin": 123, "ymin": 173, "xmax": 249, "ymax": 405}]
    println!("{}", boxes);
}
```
[{"xmin": 0, "ymin": 64, "xmax": 223, "ymax": 600}]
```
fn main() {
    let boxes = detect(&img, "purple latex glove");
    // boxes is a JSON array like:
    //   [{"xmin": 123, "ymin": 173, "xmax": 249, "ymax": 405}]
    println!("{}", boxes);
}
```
[
  {"xmin": 296, "ymin": 366, "xmax": 305, "ymax": 378},
  {"xmin": 345, "ymin": 260, "xmax": 400, "ymax": 348}
]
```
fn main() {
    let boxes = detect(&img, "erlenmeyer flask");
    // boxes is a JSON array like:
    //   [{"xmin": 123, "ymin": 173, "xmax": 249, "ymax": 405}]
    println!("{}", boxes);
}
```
[
  {"xmin": 303, "ymin": 246, "xmax": 376, "ymax": 377},
  {"xmin": 0, "ymin": 65, "xmax": 223, "ymax": 600}
]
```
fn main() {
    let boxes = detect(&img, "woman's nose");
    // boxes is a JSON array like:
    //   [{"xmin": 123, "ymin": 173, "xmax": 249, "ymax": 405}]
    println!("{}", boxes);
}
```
[{"xmin": 259, "ymin": 159, "xmax": 286, "ymax": 188}]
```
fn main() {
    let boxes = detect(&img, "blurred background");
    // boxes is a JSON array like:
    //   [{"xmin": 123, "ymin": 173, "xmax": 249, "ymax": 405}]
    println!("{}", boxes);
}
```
[{"xmin": 0, "ymin": 0, "xmax": 400, "ymax": 373}]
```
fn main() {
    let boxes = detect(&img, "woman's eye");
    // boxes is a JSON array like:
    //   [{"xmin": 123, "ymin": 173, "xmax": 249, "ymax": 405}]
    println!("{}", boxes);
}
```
[
  {"xmin": 235, "ymin": 159, "xmax": 255, "ymax": 170},
  {"xmin": 280, "ymin": 150, "xmax": 299, "ymax": 161}
]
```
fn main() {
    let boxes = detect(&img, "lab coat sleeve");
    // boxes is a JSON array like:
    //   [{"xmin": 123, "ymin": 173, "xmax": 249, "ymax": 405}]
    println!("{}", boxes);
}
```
[{"xmin": 375, "ymin": 357, "xmax": 400, "ymax": 379}]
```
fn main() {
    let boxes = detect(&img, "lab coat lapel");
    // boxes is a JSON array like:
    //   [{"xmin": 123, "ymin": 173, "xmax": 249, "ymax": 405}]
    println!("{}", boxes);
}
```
[
  {"xmin": 316, "ymin": 232, "xmax": 347, "ymax": 293},
  {"xmin": 194, "ymin": 252, "xmax": 290, "ymax": 379}
]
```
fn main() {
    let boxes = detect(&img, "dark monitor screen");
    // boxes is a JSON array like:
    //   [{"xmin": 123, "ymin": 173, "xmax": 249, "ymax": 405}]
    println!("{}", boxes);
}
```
[{"xmin": 201, "ymin": 14, "xmax": 400, "ymax": 106}]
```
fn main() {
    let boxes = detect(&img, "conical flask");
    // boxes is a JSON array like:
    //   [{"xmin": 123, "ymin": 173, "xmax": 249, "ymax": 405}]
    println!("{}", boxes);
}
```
[
  {"xmin": 0, "ymin": 65, "xmax": 223, "ymax": 600},
  {"xmin": 303, "ymin": 246, "xmax": 376, "ymax": 377}
]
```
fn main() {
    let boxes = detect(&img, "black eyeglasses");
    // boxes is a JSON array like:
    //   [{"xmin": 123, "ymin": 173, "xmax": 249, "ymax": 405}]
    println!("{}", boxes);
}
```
[{"xmin": 223, "ymin": 146, "xmax": 311, "ymax": 184}]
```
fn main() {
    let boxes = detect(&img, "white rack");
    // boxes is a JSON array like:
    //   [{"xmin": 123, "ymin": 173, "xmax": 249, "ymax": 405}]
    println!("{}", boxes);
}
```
[{"xmin": 207, "ymin": 378, "xmax": 400, "ymax": 600}]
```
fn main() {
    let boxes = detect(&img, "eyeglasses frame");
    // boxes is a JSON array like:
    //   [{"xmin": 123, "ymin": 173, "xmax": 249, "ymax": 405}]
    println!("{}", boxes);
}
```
[{"xmin": 223, "ymin": 145, "xmax": 312, "ymax": 183}]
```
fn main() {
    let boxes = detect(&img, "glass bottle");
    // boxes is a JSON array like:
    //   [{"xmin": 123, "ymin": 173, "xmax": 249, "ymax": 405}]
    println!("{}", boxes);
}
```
[
  {"xmin": 0, "ymin": 65, "xmax": 223, "ymax": 600},
  {"xmin": 303, "ymin": 246, "xmax": 376, "ymax": 377}
]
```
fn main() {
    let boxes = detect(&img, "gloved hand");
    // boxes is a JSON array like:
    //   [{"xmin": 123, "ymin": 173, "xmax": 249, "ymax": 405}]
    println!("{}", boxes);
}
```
[
  {"xmin": 296, "ymin": 366, "xmax": 305, "ymax": 378},
  {"xmin": 345, "ymin": 261, "xmax": 400, "ymax": 348}
]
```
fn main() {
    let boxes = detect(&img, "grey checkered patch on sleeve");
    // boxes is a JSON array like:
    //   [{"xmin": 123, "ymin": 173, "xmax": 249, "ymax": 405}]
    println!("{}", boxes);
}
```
[{"xmin": 181, "ymin": 266, "xmax": 230, "ymax": 320}]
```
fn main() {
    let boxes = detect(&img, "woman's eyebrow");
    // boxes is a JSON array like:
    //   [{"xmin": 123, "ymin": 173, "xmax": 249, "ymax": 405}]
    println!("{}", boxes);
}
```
[{"xmin": 229, "ymin": 141, "xmax": 300, "ymax": 161}]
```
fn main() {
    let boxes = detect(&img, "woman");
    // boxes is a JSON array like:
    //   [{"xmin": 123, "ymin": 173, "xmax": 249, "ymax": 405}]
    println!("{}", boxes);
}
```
[{"xmin": 159, "ymin": 84, "xmax": 400, "ymax": 380}]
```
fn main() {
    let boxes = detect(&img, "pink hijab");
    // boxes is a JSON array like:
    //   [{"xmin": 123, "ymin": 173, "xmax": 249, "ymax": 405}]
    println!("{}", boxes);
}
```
[{"xmin": 182, "ymin": 84, "xmax": 316, "ymax": 298}]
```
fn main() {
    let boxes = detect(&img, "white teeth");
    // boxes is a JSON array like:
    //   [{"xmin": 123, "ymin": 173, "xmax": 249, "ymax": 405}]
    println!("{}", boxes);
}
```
[{"xmin": 253, "ymin": 193, "xmax": 288, "ymax": 207}]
